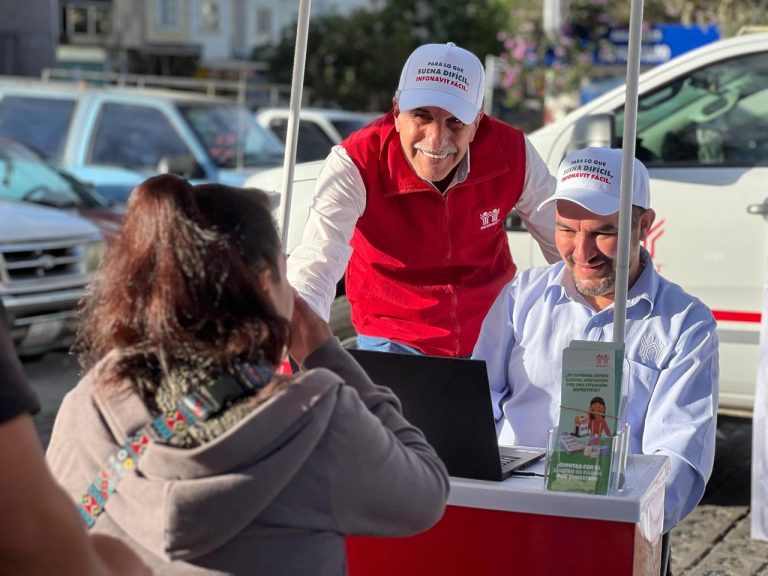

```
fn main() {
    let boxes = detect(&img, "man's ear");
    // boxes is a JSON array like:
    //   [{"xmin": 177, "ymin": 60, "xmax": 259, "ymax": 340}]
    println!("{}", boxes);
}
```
[
  {"xmin": 638, "ymin": 209, "xmax": 657, "ymax": 241},
  {"xmin": 468, "ymin": 110, "xmax": 484, "ymax": 143}
]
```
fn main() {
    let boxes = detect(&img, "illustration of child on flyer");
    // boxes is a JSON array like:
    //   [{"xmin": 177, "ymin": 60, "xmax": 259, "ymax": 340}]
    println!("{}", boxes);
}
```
[{"xmin": 587, "ymin": 396, "xmax": 611, "ymax": 445}]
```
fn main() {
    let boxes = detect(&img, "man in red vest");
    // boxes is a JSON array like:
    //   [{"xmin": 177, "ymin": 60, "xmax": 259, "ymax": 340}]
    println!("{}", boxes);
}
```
[{"xmin": 288, "ymin": 42, "xmax": 560, "ymax": 357}]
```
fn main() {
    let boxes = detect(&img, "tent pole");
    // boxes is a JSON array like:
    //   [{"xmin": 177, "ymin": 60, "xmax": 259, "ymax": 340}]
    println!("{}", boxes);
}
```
[
  {"xmin": 613, "ymin": 0, "xmax": 644, "ymax": 346},
  {"xmin": 278, "ymin": 0, "xmax": 312, "ymax": 250}
]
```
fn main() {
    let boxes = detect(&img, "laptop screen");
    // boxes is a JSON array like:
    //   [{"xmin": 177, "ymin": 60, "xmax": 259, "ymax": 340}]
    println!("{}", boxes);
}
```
[{"xmin": 348, "ymin": 349, "xmax": 512, "ymax": 480}]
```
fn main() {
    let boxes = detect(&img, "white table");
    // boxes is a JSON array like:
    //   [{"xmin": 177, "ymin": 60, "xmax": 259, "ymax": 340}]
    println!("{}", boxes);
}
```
[{"xmin": 347, "ymin": 453, "xmax": 669, "ymax": 576}]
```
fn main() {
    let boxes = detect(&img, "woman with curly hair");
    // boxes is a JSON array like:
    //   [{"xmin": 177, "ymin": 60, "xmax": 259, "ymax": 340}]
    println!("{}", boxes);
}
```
[{"xmin": 47, "ymin": 174, "xmax": 448, "ymax": 575}]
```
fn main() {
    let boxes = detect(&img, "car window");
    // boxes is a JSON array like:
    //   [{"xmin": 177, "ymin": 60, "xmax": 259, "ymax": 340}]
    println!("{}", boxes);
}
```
[
  {"xmin": 615, "ymin": 52, "xmax": 768, "ymax": 167},
  {"xmin": 0, "ymin": 139, "xmax": 107, "ymax": 209},
  {"xmin": 180, "ymin": 104, "xmax": 284, "ymax": 169},
  {"xmin": 0, "ymin": 96, "xmax": 76, "ymax": 161},
  {"xmin": 268, "ymin": 118, "xmax": 335, "ymax": 162},
  {"xmin": 330, "ymin": 118, "xmax": 370, "ymax": 139},
  {"xmin": 89, "ymin": 102, "xmax": 192, "ymax": 170}
]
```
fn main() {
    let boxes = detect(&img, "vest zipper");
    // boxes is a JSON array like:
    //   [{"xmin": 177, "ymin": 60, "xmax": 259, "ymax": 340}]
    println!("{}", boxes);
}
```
[{"xmin": 444, "ymin": 191, "xmax": 460, "ymax": 355}]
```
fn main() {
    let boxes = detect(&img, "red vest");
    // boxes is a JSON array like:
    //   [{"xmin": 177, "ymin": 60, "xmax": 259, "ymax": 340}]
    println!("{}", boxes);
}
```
[{"xmin": 342, "ymin": 113, "xmax": 526, "ymax": 356}]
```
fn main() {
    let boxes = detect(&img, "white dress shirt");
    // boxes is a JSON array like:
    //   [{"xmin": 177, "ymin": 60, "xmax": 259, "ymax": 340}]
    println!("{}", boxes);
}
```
[{"xmin": 473, "ymin": 249, "xmax": 719, "ymax": 532}]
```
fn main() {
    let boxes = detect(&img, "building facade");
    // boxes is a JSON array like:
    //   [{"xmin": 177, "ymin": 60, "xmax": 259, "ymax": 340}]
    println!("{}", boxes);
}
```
[{"xmin": 0, "ymin": 0, "xmax": 377, "ymax": 78}]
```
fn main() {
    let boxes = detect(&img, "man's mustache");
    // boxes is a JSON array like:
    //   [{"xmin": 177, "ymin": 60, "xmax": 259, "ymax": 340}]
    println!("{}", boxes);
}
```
[{"xmin": 414, "ymin": 143, "xmax": 458, "ymax": 156}]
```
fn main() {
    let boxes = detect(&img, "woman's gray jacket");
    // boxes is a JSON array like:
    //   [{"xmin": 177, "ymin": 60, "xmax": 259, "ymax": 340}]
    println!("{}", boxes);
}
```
[{"xmin": 47, "ymin": 338, "xmax": 449, "ymax": 575}]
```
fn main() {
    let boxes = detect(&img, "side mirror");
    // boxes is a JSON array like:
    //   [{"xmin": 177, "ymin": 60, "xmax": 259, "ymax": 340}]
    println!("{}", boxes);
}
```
[
  {"xmin": 566, "ymin": 113, "xmax": 616, "ymax": 154},
  {"xmin": 157, "ymin": 155, "xmax": 206, "ymax": 179},
  {"xmin": 504, "ymin": 210, "xmax": 527, "ymax": 232}
]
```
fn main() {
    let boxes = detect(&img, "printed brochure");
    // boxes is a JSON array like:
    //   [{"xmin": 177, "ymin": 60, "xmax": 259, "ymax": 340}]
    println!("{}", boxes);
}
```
[{"xmin": 547, "ymin": 340, "xmax": 624, "ymax": 495}]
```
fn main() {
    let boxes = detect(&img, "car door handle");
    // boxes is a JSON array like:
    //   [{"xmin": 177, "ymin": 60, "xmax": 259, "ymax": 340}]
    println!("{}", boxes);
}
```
[{"xmin": 748, "ymin": 201, "xmax": 768, "ymax": 216}]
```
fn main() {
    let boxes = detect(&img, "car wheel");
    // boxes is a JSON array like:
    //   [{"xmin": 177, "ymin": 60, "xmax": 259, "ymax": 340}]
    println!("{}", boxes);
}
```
[{"xmin": 329, "ymin": 295, "xmax": 356, "ymax": 343}]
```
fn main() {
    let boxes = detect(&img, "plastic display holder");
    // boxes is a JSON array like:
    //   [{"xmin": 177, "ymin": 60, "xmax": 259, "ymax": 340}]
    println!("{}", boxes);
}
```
[
  {"xmin": 544, "ymin": 426, "xmax": 559, "ymax": 489},
  {"xmin": 609, "ymin": 387, "xmax": 636, "ymax": 495},
  {"xmin": 545, "ymin": 422, "xmax": 633, "ymax": 495},
  {"xmin": 608, "ymin": 422, "xmax": 632, "ymax": 494}
]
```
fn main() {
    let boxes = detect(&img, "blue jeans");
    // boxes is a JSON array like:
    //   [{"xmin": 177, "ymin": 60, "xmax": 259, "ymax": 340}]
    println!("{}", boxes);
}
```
[{"xmin": 355, "ymin": 334, "xmax": 423, "ymax": 355}]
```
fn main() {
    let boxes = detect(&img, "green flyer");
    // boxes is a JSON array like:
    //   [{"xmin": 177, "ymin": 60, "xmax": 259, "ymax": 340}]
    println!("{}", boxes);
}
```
[{"xmin": 547, "ymin": 340, "xmax": 624, "ymax": 495}]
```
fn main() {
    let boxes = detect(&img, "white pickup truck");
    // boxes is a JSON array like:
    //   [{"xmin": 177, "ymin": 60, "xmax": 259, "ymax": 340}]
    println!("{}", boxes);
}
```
[{"xmin": 247, "ymin": 31, "xmax": 768, "ymax": 416}]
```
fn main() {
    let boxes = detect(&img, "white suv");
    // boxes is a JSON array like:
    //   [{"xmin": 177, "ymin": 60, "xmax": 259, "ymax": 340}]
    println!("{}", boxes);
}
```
[
  {"xmin": 255, "ymin": 108, "xmax": 377, "ymax": 163},
  {"xmin": 247, "ymin": 32, "xmax": 768, "ymax": 415}
]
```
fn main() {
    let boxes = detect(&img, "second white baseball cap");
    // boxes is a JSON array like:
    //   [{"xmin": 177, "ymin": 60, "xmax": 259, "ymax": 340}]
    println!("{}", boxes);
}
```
[{"xmin": 537, "ymin": 147, "xmax": 650, "ymax": 215}]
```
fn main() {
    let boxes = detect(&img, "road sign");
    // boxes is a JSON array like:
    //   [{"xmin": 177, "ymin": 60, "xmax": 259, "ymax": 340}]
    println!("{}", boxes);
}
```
[{"xmin": 597, "ymin": 24, "xmax": 720, "ymax": 66}]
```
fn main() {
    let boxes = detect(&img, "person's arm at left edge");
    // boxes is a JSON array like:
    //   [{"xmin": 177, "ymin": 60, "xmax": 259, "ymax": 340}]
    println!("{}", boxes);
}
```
[
  {"xmin": 513, "ymin": 137, "xmax": 560, "ymax": 264},
  {"xmin": 0, "ymin": 414, "xmax": 145, "ymax": 576},
  {"xmin": 0, "ymin": 299, "xmax": 150, "ymax": 576},
  {"xmin": 472, "ymin": 281, "xmax": 519, "ymax": 436},
  {"xmin": 641, "ymin": 309, "xmax": 719, "ymax": 533}
]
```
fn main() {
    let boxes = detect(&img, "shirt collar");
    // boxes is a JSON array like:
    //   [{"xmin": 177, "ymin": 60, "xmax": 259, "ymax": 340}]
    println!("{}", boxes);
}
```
[
  {"xmin": 454, "ymin": 147, "xmax": 470, "ymax": 185},
  {"xmin": 543, "ymin": 263, "xmax": 569, "ymax": 304},
  {"xmin": 625, "ymin": 248, "xmax": 657, "ymax": 319},
  {"xmin": 421, "ymin": 148, "xmax": 471, "ymax": 193}
]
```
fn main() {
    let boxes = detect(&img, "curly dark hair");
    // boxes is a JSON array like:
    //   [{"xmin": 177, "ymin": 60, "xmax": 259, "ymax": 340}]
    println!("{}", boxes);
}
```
[{"xmin": 75, "ymin": 174, "xmax": 290, "ymax": 389}]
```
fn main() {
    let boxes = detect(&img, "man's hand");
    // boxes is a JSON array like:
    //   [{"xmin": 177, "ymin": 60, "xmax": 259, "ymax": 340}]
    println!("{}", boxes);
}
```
[{"xmin": 289, "ymin": 291, "xmax": 333, "ymax": 366}]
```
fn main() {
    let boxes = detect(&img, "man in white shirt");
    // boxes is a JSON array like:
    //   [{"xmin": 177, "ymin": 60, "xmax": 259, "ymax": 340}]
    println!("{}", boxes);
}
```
[{"xmin": 473, "ymin": 147, "xmax": 719, "ymax": 539}]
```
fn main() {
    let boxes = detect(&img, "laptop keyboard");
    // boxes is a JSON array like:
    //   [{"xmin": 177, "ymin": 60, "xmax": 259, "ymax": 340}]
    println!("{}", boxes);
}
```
[{"xmin": 500, "ymin": 455, "xmax": 519, "ymax": 466}]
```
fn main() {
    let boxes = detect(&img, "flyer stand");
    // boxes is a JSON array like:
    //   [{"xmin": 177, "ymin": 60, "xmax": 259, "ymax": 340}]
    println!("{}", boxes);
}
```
[{"xmin": 546, "ymin": 421, "xmax": 633, "ymax": 496}]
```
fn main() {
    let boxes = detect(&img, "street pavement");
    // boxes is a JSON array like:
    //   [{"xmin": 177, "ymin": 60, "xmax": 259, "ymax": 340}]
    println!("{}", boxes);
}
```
[
  {"xmin": 25, "ymin": 351, "xmax": 768, "ymax": 575},
  {"xmin": 669, "ymin": 416, "xmax": 768, "ymax": 575}
]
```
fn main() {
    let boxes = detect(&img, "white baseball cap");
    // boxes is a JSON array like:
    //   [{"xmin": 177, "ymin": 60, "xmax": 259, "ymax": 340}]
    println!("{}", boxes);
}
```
[
  {"xmin": 397, "ymin": 42, "xmax": 485, "ymax": 124},
  {"xmin": 537, "ymin": 147, "xmax": 650, "ymax": 215}
]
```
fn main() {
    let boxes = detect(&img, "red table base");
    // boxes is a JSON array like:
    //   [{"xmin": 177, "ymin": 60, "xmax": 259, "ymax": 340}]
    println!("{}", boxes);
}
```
[{"xmin": 347, "ymin": 504, "xmax": 660, "ymax": 576}]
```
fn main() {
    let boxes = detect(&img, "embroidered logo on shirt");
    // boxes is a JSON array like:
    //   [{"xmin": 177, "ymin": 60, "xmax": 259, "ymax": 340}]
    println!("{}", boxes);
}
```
[
  {"xmin": 479, "ymin": 208, "xmax": 501, "ymax": 230},
  {"xmin": 639, "ymin": 334, "xmax": 667, "ymax": 365}
]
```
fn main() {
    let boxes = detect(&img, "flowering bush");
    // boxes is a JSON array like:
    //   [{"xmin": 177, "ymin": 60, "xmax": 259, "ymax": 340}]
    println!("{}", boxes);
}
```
[
  {"xmin": 495, "ymin": 0, "xmax": 755, "ymax": 111},
  {"xmin": 496, "ymin": 1, "xmax": 618, "ymax": 109}
]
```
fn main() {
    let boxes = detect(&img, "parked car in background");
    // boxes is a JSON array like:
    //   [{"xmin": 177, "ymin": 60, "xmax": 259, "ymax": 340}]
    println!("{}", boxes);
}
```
[
  {"xmin": 0, "ymin": 80, "xmax": 286, "ymax": 204},
  {"xmin": 255, "ymin": 107, "xmax": 378, "ymax": 162},
  {"xmin": 0, "ymin": 199, "xmax": 104, "ymax": 357},
  {"xmin": 246, "ymin": 32, "xmax": 768, "ymax": 416},
  {"xmin": 0, "ymin": 137, "xmax": 123, "ymax": 241}
]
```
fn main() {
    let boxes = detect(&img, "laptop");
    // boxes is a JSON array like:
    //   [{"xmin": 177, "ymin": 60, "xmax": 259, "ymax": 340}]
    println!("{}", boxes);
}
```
[{"xmin": 348, "ymin": 349, "xmax": 546, "ymax": 481}]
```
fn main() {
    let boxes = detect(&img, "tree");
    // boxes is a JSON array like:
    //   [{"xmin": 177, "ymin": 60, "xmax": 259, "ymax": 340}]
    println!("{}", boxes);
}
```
[
  {"xmin": 625, "ymin": 0, "xmax": 768, "ymax": 37},
  {"xmin": 255, "ymin": 0, "xmax": 508, "ymax": 112}
]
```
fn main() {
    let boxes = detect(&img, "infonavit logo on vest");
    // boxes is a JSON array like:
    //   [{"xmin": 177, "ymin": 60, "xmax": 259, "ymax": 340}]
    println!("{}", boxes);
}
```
[{"xmin": 479, "ymin": 208, "xmax": 501, "ymax": 230}]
